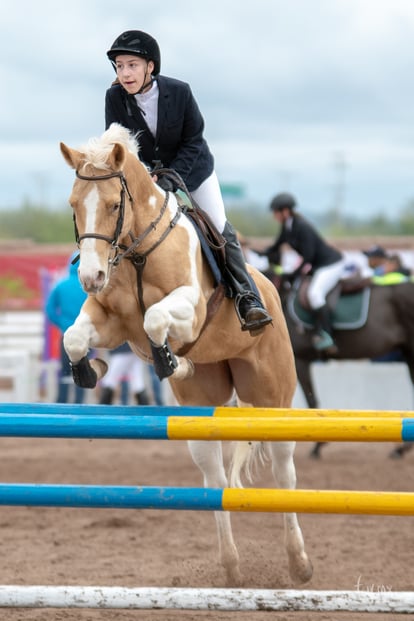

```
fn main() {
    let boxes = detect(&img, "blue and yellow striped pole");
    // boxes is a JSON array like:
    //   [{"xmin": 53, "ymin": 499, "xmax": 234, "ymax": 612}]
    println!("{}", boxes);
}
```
[
  {"xmin": 0, "ymin": 403, "xmax": 413, "ymax": 418},
  {"xmin": 0, "ymin": 414, "xmax": 412, "ymax": 441},
  {"xmin": 0, "ymin": 484, "xmax": 412, "ymax": 515}
]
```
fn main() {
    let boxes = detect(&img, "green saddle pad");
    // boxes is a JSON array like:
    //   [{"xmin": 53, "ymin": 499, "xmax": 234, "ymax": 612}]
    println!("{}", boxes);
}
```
[{"xmin": 289, "ymin": 287, "xmax": 371, "ymax": 331}]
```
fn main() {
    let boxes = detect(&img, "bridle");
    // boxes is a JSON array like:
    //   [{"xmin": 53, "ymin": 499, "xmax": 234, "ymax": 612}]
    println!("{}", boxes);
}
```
[
  {"xmin": 73, "ymin": 168, "xmax": 181, "ymax": 315},
  {"xmin": 72, "ymin": 165, "xmax": 226, "ymax": 363},
  {"xmin": 74, "ymin": 170, "xmax": 133, "ymax": 249}
]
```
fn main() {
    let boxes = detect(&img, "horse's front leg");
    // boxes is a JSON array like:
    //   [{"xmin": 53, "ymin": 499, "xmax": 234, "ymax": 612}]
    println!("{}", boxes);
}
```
[
  {"xmin": 144, "ymin": 286, "xmax": 199, "ymax": 381},
  {"xmin": 187, "ymin": 440, "xmax": 242, "ymax": 586},
  {"xmin": 63, "ymin": 309, "xmax": 108, "ymax": 389}
]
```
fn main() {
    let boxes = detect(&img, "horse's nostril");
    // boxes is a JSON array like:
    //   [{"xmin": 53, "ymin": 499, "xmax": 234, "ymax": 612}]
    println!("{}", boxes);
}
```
[
  {"xmin": 80, "ymin": 270, "xmax": 107, "ymax": 293},
  {"xmin": 97, "ymin": 271, "xmax": 106, "ymax": 285}
]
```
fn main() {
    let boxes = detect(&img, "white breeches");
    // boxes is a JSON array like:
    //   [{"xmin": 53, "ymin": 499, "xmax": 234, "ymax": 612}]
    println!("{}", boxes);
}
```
[
  {"xmin": 190, "ymin": 171, "xmax": 227, "ymax": 233},
  {"xmin": 100, "ymin": 352, "xmax": 146, "ymax": 393},
  {"xmin": 307, "ymin": 259, "xmax": 346, "ymax": 309}
]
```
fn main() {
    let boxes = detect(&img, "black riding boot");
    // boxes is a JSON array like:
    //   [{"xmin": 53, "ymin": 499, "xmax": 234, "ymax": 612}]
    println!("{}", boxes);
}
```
[
  {"xmin": 222, "ymin": 221, "xmax": 272, "ymax": 335},
  {"xmin": 313, "ymin": 305, "xmax": 336, "ymax": 352},
  {"xmin": 134, "ymin": 390, "xmax": 150, "ymax": 405},
  {"xmin": 99, "ymin": 386, "xmax": 114, "ymax": 405}
]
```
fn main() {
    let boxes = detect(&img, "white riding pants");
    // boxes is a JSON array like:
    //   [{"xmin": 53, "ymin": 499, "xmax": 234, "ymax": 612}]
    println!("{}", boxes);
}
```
[
  {"xmin": 307, "ymin": 259, "xmax": 346, "ymax": 310},
  {"xmin": 100, "ymin": 352, "xmax": 146, "ymax": 393},
  {"xmin": 190, "ymin": 171, "xmax": 227, "ymax": 233}
]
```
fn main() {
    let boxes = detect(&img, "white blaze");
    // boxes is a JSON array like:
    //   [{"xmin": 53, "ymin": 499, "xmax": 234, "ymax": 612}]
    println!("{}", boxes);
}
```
[{"xmin": 78, "ymin": 185, "xmax": 105, "ymax": 281}]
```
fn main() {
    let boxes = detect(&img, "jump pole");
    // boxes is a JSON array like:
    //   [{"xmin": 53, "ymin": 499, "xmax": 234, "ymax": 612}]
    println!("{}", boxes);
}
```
[
  {"xmin": 0, "ymin": 585, "xmax": 412, "ymax": 612},
  {"xmin": 0, "ymin": 484, "xmax": 413, "ymax": 515},
  {"xmin": 0, "ymin": 414, "xmax": 413, "ymax": 442},
  {"xmin": 0, "ymin": 402, "xmax": 413, "ymax": 418}
]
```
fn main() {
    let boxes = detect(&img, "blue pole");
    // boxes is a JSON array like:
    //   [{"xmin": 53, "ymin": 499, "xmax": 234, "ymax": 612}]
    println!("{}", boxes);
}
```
[
  {"xmin": 0, "ymin": 403, "xmax": 214, "ymax": 417},
  {"xmin": 0, "ymin": 414, "xmax": 170, "ymax": 439},
  {"xmin": 0, "ymin": 484, "xmax": 223, "ymax": 510}
]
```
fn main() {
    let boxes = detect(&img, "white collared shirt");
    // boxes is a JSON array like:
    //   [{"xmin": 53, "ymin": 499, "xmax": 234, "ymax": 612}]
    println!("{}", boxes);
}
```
[{"xmin": 135, "ymin": 81, "xmax": 159, "ymax": 137}]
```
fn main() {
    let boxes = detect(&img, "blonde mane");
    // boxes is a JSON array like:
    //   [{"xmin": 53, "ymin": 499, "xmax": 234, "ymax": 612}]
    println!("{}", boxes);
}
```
[{"xmin": 79, "ymin": 123, "xmax": 140, "ymax": 170}]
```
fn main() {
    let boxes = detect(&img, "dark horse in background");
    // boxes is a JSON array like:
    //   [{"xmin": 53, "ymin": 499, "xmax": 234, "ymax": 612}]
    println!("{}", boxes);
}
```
[{"xmin": 271, "ymin": 274, "xmax": 414, "ymax": 458}]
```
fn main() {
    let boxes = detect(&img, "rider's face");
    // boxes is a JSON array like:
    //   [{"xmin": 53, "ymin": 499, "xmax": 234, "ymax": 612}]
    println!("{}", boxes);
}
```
[
  {"xmin": 114, "ymin": 54, "xmax": 154, "ymax": 94},
  {"xmin": 273, "ymin": 208, "xmax": 289, "ymax": 224}
]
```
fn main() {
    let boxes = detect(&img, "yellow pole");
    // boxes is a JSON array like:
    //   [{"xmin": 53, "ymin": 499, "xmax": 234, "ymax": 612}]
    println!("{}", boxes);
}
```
[
  {"xmin": 167, "ymin": 416, "xmax": 405, "ymax": 442},
  {"xmin": 213, "ymin": 407, "xmax": 414, "ymax": 419},
  {"xmin": 222, "ymin": 488, "xmax": 414, "ymax": 515}
]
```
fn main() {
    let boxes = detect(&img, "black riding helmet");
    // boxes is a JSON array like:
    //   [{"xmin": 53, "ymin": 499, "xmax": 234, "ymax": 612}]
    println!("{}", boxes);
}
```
[
  {"xmin": 269, "ymin": 192, "xmax": 297, "ymax": 212},
  {"xmin": 107, "ymin": 30, "xmax": 161, "ymax": 75}
]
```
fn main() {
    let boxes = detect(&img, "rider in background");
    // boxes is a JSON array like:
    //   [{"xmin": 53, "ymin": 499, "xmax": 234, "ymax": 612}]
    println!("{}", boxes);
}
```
[
  {"xmin": 363, "ymin": 245, "xmax": 389, "ymax": 275},
  {"xmin": 104, "ymin": 30, "xmax": 272, "ymax": 336},
  {"xmin": 363, "ymin": 245, "xmax": 411, "ymax": 282},
  {"xmin": 260, "ymin": 192, "xmax": 346, "ymax": 352}
]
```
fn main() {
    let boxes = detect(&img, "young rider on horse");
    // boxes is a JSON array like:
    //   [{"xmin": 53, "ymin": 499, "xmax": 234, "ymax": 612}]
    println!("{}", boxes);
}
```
[
  {"xmin": 261, "ymin": 192, "xmax": 346, "ymax": 352},
  {"xmin": 104, "ymin": 29, "xmax": 272, "ymax": 336}
]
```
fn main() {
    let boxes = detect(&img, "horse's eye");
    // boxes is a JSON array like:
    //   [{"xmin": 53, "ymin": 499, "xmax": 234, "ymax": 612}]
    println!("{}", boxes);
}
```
[{"xmin": 111, "ymin": 203, "xmax": 121, "ymax": 214}]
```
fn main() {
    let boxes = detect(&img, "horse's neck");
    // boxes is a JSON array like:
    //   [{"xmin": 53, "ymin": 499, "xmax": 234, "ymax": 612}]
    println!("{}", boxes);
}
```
[
  {"xmin": 128, "ymin": 161, "xmax": 157, "ymax": 206},
  {"xmin": 127, "ymin": 163, "xmax": 172, "ymax": 234}
]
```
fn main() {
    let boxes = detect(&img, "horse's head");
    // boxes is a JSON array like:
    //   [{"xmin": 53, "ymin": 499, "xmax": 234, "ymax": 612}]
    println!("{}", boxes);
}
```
[{"xmin": 60, "ymin": 124, "xmax": 149, "ymax": 294}]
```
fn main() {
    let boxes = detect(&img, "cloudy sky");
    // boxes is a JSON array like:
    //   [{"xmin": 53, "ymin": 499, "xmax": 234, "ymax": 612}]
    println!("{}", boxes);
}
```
[{"xmin": 1, "ymin": 0, "xmax": 413, "ymax": 218}]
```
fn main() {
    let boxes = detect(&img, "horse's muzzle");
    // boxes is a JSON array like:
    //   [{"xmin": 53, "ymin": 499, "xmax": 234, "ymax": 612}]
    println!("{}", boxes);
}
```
[{"xmin": 80, "ymin": 270, "xmax": 107, "ymax": 294}]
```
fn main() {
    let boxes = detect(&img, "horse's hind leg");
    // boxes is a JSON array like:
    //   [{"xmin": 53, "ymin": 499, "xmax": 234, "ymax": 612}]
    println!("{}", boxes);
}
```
[
  {"xmin": 269, "ymin": 442, "xmax": 313, "ymax": 584},
  {"xmin": 187, "ymin": 440, "xmax": 242, "ymax": 586}
]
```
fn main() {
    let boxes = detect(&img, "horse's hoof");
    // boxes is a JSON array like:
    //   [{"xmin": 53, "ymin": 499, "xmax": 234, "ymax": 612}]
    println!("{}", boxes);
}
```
[
  {"xmin": 309, "ymin": 449, "xmax": 321, "ymax": 459},
  {"xmin": 390, "ymin": 443, "xmax": 413, "ymax": 459},
  {"xmin": 225, "ymin": 566, "xmax": 243, "ymax": 587},
  {"xmin": 309, "ymin": 442, "xmax": 327, "ymax": 459},
  {"xmin": 289, "ymin": 554, "xmax": 313, "ymax": 585},
  {"xmin": 71, "ymin": 356, "xmax": 98, "ymax": 388},
  {"xmin": 90, "ymin": 358, "xmax": 108, "ymax": 379}
]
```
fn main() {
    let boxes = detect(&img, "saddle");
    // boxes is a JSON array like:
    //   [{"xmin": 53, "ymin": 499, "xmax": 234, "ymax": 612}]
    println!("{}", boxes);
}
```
[
  {"xmin": 288, "ymin": 275, "xmax": 372, "ymax": 331},
  {"xmin": 155, "ymin": 167, "xmax": 228, "ymax": 290},
  {"xmin": 183, "ymin": 203, "xmax": 227, "ymax": 287}
]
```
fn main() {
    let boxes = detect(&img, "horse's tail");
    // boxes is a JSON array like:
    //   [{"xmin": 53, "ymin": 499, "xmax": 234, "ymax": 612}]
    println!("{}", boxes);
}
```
[{"xmin": 229, "ymin": 441, "xmax": 269, "ymax": 488}]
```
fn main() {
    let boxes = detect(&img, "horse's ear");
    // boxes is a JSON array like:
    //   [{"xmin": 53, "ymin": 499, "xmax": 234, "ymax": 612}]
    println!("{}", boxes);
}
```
[
  {"xmin": 60, "ymin": 143, "xmax": 82, "ymax": 170},
  {"xmin": 108, "ymin": 143, "xmax": 126, "ymax": 171}
]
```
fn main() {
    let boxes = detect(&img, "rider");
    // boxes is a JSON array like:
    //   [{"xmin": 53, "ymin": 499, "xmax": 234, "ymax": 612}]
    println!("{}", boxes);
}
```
[
  {"xmin": 261, "ymin": 192, "xmax": 346, "ymax": 352},
  {"xmin": 104, "ymin": 30, "xmax": 272, "ymax": 335}
]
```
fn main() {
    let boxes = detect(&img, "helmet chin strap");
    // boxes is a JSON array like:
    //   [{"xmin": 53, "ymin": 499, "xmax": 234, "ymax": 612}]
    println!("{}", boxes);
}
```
[{"xmin": 134, "ymin": 63, "xmax": 154, "ymax": 95}]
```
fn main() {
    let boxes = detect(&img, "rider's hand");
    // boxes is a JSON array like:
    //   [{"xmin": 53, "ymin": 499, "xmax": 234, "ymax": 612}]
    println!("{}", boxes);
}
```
[{"xmin": 155, "ymin": 175, "xmax": 176, "ymax": 193}]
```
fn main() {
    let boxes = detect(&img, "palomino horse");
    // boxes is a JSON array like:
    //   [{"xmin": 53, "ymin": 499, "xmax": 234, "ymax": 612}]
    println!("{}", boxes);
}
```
[
  {"xmin": 59, "ymin": 123, "xmax": 312, "ymax": 586},
  {"xmin": 273, "ymin": 275, "xmax": 414, "ymax": 458}
]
